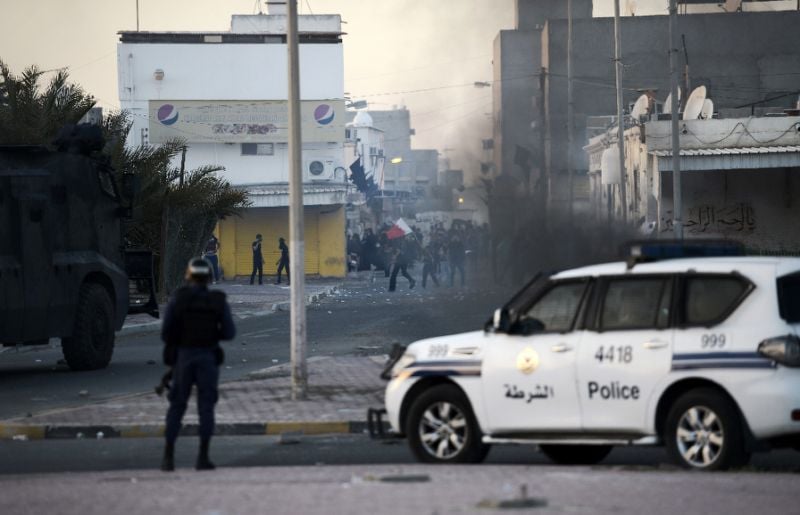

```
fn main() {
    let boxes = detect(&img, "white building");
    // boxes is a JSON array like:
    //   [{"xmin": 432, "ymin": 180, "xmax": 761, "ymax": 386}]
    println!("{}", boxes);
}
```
[
  {"xmin": 116, "ymin": 5, "xmax": 348, "ymax": 277},
  {"xmin": 345, "ymin": 110, "xmax": 385, "ymax": 189}
]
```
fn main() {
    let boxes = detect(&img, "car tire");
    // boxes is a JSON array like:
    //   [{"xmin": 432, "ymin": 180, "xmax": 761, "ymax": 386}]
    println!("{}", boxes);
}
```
[
  {"xmin": 61, "ymin": 283, "xmax": 115, "ymax": 371},
  {"xmin": 665, "ymin": 388, "xmax": 750, "ymax": 470},
  {"xmin": 539, "ymin": 444, "xmax": 613, "ymax": 465},
  {"xmin": 405, "ymin": 383, "xmax": 489, "ymax": 463}
]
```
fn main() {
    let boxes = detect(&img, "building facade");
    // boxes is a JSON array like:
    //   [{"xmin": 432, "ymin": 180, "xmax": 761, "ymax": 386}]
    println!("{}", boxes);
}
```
[
  {"xmin": 493, "ymin": 2, "xmax": 800, "ymax": 216},
  {"xmin": 585, "ymin": 114, "xmax": 800, "ymax": 252},
  {"xmin": 117, "ymin": 7, "xmax": 348, "ymax": 278}
]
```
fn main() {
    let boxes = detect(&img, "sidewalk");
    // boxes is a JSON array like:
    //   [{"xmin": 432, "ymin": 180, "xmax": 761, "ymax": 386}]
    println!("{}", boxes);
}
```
[
  {"xmin": 121, "ymin": 277, "xmax": 342, "ymax": 335},
  {"xmin": 0, "ymin": 356, "xmax": 387, "ymax": 440}
]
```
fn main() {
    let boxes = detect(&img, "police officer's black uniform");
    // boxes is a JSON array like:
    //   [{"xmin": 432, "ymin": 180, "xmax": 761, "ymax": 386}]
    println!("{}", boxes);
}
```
[{"xmin": 161, "ymin": 258, "xmax": 236, "ymax": 471}]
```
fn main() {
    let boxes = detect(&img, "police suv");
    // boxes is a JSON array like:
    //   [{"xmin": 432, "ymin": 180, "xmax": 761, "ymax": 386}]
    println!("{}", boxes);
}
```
[{"xmin": 379, "ymin": 250, "xmax": 800, "ymax": 470}]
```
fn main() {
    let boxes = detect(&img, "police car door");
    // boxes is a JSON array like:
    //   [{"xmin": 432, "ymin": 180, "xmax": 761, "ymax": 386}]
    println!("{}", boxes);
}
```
[
  {"xmin": 577, "ymin": 275, "xmax": 674, "ymax": 432},
  {"xmin": 482, "ymin": 279, "xmax": 589, "ymax": 433}
]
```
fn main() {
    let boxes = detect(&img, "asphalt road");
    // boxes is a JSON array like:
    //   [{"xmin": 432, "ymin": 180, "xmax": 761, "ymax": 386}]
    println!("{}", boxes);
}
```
[
  {"xmin": 1, "ymin": 434, "xmax": 798, "ymax": 475},
  {"xmin": 0, "ymin": 279, "xmax": 509, "ymax": 419}
]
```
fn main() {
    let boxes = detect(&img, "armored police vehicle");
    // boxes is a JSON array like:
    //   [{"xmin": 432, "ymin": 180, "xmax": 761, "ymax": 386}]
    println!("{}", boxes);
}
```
[
  {"xmin": 0, "ymin": 131, "xmax": 157, "ymax": 370},
  {"xmin": 375, "ymin": 243, "xmax": 800, "ymax": 470}
]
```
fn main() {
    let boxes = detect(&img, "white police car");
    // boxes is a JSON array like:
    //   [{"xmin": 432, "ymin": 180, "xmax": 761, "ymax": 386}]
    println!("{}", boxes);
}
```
[{"xmin": 381, "ymin": 252, "xmax": 800, "ymax": 470}]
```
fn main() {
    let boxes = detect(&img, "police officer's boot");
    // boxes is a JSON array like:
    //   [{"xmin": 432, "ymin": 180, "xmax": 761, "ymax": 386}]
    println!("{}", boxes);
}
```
[
  {"xmin": 161, "ymin": 442, "xmax": 175, "ymax": 472},
  {"xmin": 195, "ymin": 438, "xmax": 216, "ymax": 470}
]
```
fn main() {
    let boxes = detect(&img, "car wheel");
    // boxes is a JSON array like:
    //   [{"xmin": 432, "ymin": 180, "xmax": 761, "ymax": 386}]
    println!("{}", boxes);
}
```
[
  {"xmin": 665, "ymin": 388, "xmax": 750, "ymax": 470},
  {"xmin": 61, "ymin": 283, "xmax": 115, "ymax": 371},
  {"xmin": 405, "ymin": 384, "xmax": 489, "ymax": 463},
  {"xmin": 539, "ymin": 444, "xmax": 613, "ymax": 465}
]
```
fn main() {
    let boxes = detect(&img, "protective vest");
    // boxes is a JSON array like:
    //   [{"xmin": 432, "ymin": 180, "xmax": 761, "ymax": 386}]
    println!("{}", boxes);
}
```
[{"xmin": 173, "ymin": 287, "xmax": 227, "ymax": 347}]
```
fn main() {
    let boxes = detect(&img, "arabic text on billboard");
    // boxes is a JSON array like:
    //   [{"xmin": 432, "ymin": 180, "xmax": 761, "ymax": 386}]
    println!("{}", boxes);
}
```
[{"xmin": 148, "ymin": 100, "xmax": 344, "ymax": 144}]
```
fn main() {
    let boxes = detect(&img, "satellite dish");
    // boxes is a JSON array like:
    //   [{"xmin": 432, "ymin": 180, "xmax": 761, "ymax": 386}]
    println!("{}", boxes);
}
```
[
  {"xmin": 601, "ymin": 147, "xmax": 621, "ymax": 185},
  {"xmin": 663, "ymin": 87, "xmax": 681, "ymax": 115},
  {"xmin": 683, "ymin": 85, "xmax": 707, "ymax": 120},
  {"xmin": 700, "ymin": 98, "xmax": 714, "ymax": 120},
  {"xmin": 630, "ymin": 94, "xmax": 649, "ymax": 121}
]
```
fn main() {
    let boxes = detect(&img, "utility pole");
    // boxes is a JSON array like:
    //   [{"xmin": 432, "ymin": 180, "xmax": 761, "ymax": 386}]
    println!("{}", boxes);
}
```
[
  {"xmin": 669, "ymin": 0, "xmax": 683, "ymax": 239},
  {"xmin": 566, "ymin": 0, "xmax": 575, "ymax": 226},
  {"xmin": 287, "ymin": 0, "xmax": 307, "ymax": 400},
  {"xmin": 614, "ymin": 0, "xmax": 627, "ymax": 224}
]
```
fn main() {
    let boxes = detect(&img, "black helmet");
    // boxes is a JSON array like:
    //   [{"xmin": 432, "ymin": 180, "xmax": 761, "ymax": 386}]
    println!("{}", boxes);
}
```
[{"xmin": 186, "ymin": 257, "xmax": 212, "ymax": 280}]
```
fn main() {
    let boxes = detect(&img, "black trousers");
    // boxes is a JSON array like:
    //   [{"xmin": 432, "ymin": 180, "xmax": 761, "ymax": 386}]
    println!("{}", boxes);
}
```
[
  {"xmin": 165, "ymin": 347, "xmax": 219, "ymax": 444},
  {"xmin": 276, "ymin": 258, "xmax": 290, "ymax": 283},
  {"xmin": 422, "ymin": 263, "xmax": 439, "ymax": 288},
  {"xmin": 389, "ymin": 263, "xmax": 414, "ymax": 291},
  {"xmin": 250, "ymin": 260, "xmax": 263, "ymax": 284},
  {"xmin": 450, "ymin": 261, "xmax": 465, "ymax": 287}
]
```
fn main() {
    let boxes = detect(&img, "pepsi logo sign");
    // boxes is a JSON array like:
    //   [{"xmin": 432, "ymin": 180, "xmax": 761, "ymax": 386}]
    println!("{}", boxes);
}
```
[
  {"xmin": 313, "ymin": 104, "xmax": 335, "ymax": 125},
  {"xmin": 157, "ymin": 104, "xmax": 179, "ymax": 126}
]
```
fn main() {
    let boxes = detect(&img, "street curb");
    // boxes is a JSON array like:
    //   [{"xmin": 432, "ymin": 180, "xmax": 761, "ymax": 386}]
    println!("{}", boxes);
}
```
[
  {"xmin": 117, "ymin": 284, "xmax": 340, "ymax": 335},
  {"xmin": 0, "ymin": 420, "xmax": 383, "ymax": 441}
]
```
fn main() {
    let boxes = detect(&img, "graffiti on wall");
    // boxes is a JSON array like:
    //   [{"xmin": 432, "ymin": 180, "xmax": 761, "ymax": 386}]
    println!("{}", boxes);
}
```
[{"xmin": 661, "ymin": 202, "xmax": 756, "ymax": 234}]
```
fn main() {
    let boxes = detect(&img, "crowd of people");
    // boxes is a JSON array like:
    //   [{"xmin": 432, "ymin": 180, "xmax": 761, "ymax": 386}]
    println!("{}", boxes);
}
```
[{"xmin": 347, "ymin": 220, "xmax": 490, "ymax": 292}]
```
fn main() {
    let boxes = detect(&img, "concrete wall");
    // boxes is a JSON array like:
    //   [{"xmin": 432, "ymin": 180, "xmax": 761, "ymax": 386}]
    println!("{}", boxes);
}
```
[
  {"xmin": 658, "ymin": 168, "xmax": 800, "ymax": 252},
  {"xmin": 118, "ymin": 39, "xmax": 344, "ymax": 186},
  {"xmin": 492, "ymin": 29, "xmax": 541, "ymax": 180},
  {"xmin": 515, "ymin": 0, "xmax": 591, "ymax": 30},
  {"xmin": 542, "ymin": 11, "xmax": 800, "ymax": 177}
]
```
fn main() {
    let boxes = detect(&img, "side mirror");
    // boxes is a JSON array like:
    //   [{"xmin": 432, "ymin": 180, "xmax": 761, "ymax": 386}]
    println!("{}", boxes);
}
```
[{"xmin": 491, "ymin": 308, "xmax": 511, "ymax": 333}]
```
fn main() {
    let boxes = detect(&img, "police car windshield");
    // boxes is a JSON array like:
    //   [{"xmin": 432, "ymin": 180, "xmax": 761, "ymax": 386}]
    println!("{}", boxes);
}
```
[{"xmin": 503, "ymin": 272, "xmax": 549, "ymax": 318}]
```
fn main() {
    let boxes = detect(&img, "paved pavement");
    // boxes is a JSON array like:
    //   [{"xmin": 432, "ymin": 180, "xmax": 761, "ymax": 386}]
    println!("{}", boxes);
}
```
[
  {"xmin": 121, "ymin": 277, "xmax": 342, "ymax": 335},
  {"xmin": 0, "ymin": 356, "xmax": 386, "ymax": 439},
  {"xmin": 1, "ymin": 463, "xmax": 798, "ymax": 515}
]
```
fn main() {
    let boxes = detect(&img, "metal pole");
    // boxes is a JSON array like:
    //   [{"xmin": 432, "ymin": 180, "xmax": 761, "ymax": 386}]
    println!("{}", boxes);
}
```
[
  {"xmin": 567, "ymin": 0, "xmax": 574, "ymax": 226},
  {"xmin": 614, "ymin": 0, "xmax": 627, "ymax": 224},
  {"xmin": 669, "ymin": 0, "xmax": 683, "ymax": 239},
  {"xmin": 287, "ymin": 0, "xmax": 307, "ymax": 400},
  {"xmin": 136, "ymin": 0, "xmax": 139, "ymax": 31}
]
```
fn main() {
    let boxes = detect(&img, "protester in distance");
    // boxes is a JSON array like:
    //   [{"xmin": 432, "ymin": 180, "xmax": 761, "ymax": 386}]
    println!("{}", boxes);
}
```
[
  {"xmin": 275, "ymin": 236, "xmax": 290, "ymax": 285},
  {"xmin": 250, "ymin": 233, "xmax": 263, "ymax": 285},
  {"xmin": 388, "ymin": 238, "xmax": 416, "ymax": 292},
  {"xmin": 203, "ymin": 234, "xmax": 221, "ymax": 284}
]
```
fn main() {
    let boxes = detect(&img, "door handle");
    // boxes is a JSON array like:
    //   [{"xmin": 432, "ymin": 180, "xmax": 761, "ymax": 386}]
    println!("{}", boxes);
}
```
[
  {"xmin": 551, "ymin": 343, "xmax": 573, "ymax": 353},
  {"xmin": 642, "ymin": 340, "xmax": 669, "ymax": 349}
]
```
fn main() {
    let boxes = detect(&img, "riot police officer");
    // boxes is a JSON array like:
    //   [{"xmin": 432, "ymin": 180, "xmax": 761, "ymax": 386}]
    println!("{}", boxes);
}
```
[{"xmin": 160, "ymin": 258, "xmax": 236, "ymax": 471}]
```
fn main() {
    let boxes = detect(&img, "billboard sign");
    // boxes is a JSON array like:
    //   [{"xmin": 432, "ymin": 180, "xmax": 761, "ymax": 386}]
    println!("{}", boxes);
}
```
[{"xmin": 148, "ymin": 100, "xmax": 345, "ymax": 144}]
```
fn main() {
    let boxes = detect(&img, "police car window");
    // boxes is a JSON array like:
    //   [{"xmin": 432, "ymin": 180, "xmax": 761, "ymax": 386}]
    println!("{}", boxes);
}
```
[
  {"xmin": 601, "ymin": 278, "xmax": 668, "ymax": 330},
  {"xmin": 777, "ymin": 272, "xmax": 800, "ymax": 323},
  {"xmin": 523, "ymin": 282, "xmax": 586, "ymax": 333},
  {"xmin": 685, "ymin": 276, "xmax": 747, "ymax": 326}
]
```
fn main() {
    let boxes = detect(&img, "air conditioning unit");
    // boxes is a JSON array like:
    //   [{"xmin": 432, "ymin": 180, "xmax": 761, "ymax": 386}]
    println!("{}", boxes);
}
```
[{"xmin": 303, "ymin": 158, "xmax": 335, "ymax": 181}]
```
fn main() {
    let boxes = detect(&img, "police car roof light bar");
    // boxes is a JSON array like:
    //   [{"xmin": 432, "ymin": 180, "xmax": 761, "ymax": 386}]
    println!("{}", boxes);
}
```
[{"xmin": 623, "ymin": 239, "xmax": 745, "ymax": 269}]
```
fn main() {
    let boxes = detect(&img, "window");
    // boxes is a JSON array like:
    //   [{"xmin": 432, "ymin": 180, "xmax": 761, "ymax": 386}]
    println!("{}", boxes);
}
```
[
  {"xmin": 522, "ymin": 281, "xmax": 587, "ymax": 333},
  {"xmin": 601, "ymin": 278, "xmax": 671, "ymax": 330},
  {"xmin": 777, "ymin": 273, "xmax": 800, "ymax": 323},
  {"xmin": 684, "ymin": 275, "xmax": 749, "ymax": 326},
  {"xmin": 241, "ymin": 143, "xmax": 274, "ymax": 156}
]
